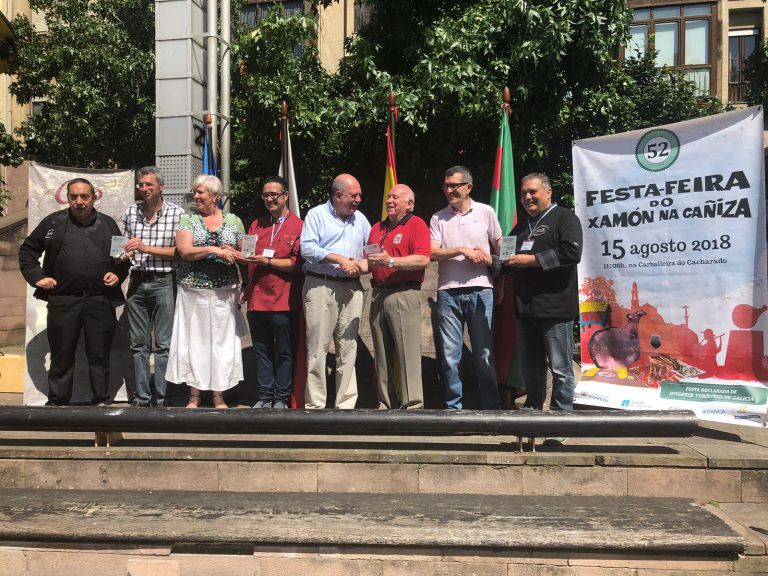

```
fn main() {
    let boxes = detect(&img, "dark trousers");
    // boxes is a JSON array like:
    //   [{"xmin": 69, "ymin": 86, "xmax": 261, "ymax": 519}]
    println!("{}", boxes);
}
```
[
  {"xmin": 46, "ymin": 294, "xmax": 117, "ymax": 405},
  {"xmin": 247, "ymin": 311, "xmax": 293, "ymax": 404}
]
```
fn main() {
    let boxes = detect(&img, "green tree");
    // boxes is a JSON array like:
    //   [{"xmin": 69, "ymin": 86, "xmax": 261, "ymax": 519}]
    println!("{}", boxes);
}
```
[
  {"xmin": 231, "ymin": 6, "xmax": 339, "ymax": 218},
  {"xmin": 231, "ymin": 0, "xmax": 721, "ymax": 221},
  {"xmin": 0, "ymin": 119, "xmax": 23, "ymax": 214},
  {"xmin": 745, "ymin": 40, "xmax": 768, "ymax": 110},
  {"xmin": 1, "ymin": 0, "xmax": 155, "ymax": 168}
]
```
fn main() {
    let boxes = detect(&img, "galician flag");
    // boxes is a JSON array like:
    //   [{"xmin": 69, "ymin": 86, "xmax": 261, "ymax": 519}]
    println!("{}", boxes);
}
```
[{"xmin": 490, "ymin": 106, "xmax": 524, "ymax": 394}]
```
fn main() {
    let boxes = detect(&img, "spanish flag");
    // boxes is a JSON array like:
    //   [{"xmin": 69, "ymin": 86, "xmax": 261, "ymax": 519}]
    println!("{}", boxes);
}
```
[{"xmin": 381, "ymin": 97, "xmax": 398, "ymax": 220}]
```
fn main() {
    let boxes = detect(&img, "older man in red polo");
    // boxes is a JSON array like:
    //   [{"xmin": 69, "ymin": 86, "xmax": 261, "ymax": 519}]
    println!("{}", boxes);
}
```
[{"xmin": 367, "ymin": 184, "xmax": 431, "ymax": 409}]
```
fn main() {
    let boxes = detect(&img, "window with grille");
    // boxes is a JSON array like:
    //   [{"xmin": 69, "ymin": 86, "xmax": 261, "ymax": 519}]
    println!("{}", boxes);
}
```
[{"xmin": 626, "ymin": 3, "xmax": 715, "ymax": 96}]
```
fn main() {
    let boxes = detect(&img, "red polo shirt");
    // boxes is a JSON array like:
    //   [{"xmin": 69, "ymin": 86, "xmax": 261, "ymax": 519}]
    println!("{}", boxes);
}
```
[
  {"xmin": 368, "ymin": 212, "xmax": 431, "ymax": 286},
  {"xmin": 246, "ymin": 211, "xmax": 303, "ymax": 312}
]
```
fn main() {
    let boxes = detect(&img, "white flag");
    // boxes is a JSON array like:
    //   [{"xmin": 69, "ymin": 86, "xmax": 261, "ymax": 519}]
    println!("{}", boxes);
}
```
[{"xmin": 279, "ymin": 122, "xmax": 300, "ymax": 217}]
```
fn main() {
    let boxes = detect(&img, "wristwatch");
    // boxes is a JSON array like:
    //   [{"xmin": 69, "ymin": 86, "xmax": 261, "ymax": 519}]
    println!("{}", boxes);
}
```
[{"xmin": 388, "ymin": 257, "xmax": 394, "ymax": 268}]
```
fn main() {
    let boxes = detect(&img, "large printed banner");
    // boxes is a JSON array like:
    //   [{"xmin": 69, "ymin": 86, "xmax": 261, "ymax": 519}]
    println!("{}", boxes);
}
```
[
  {"xmin": 573, "ymin": 107, "xmax": 768, "ymax": 427},
  {"xmin": 24, "ymin": 164, "xmax": 135, "ymax": 406}
]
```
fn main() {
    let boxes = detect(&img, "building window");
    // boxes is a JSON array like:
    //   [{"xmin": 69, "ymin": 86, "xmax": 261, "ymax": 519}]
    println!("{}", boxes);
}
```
[
  {"xmin": 354, "ymin": 4, "xmax": 373, "ymax": 33},
  {"xmin": 240, "ymin": 1, "xmax": 304, "ymax": 28},
  {"xmin": 31, "ymin": 100, "xmax": 46, "ymax": 116},
  {"xmin": 729, "ymin": 29, "xmax": 759, "ymax": 103},
  {"xmin": 626, "ymin": 3, "xmax": 715, "ymax": 96}
]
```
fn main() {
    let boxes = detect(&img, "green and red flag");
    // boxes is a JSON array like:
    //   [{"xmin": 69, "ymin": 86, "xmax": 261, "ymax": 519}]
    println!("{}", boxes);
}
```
[{"xmin": 490, "ymin": 103, "xmax": 525, "ymax": 396}]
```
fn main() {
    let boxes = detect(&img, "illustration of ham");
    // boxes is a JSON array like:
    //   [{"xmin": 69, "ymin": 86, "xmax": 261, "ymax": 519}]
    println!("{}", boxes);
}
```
[{"xmin": 732, "ymin": 304, "xmax": 768, "ymax": 329}]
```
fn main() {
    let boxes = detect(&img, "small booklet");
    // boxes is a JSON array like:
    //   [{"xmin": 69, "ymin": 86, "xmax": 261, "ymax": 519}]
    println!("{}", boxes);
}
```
[
  {"xmin": 241, "ymin": 235, "xmax": 258, "ymax": 258},
  {"xmin": 499, "ymin": 235, "xmax": 517, "ymax": 259},
  {"xmin": 110, "ymin": 236, "xmax": 127, "ymax": 258},
  {"xmin": 363, "ymin": 243, "xmax": 381, "ymax": 257}
]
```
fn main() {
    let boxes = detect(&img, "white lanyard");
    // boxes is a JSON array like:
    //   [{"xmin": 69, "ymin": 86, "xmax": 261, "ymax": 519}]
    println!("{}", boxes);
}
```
[
  {"xmin": 269, "ymin": 215, "xmax": 287, "ymax": 247},
  {"xmin": 527, "ymin": 203, "xmax": 557, "ymax": 239}
]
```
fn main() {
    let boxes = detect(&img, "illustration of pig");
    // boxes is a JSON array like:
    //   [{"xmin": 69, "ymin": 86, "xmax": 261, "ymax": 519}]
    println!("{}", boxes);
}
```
[{"xmin": 587, "ymin": 310, "xmax": 647, "ymax": 379}]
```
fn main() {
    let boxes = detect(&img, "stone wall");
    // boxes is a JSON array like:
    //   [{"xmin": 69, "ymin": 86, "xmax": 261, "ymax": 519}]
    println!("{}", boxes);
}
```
[{"xmin": 0, "ymin": 210, "xmax": 27, "ymax": 347}]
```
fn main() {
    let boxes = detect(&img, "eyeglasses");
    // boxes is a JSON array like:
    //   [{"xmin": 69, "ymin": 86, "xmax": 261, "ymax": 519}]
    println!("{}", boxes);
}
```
[
  {"xmin": 136, "ymin": 183, "xmax": 154, "ymax": 189},
  {"xmin": 261, "ymin": 192, "xmax": 286, "ymax": 199},
  {"xmin": 441, "ymin": 182, "xmax": 469, "ymax": 192}
]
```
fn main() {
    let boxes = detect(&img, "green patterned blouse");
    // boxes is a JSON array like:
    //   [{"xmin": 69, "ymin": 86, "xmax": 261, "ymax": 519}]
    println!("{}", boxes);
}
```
[{"xmin": 176, "ymin": 212, "xmax": 244, "ymax": 289}]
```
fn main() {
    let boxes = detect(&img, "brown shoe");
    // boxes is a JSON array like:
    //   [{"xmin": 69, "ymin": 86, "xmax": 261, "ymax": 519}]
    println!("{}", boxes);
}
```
[
  {"xmin": 185, "ymin": 389, "xmax": 200, "ymax": 409},
  {"xmin": 213, "ymin": 392, "xmax": 227, "ymax": 409}
]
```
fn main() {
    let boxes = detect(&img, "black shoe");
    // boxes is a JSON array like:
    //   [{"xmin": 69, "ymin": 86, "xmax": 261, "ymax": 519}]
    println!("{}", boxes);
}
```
[
  {"xmin": 131, "ymin": 399, "xmax": 150, "ymax": 408},
  {"xmin": 94, "ymin": 399, "xmax": 113, "ymax": 407},
  {"xmin": 44, "ymin": 400, "xmax": 66, "ymax": 407},
  {"xmin": 542, "ymin": 437, "xmax": 568, "ymax": 446}
]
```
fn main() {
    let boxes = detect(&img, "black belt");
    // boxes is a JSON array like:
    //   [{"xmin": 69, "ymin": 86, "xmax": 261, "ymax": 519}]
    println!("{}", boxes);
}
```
[
  {"xmin": 305, "ymin": 271, "xmax": 360, "ymax": 283},
  {"xmin": 131, "ymin": 270, "xmax": 175, "ymax": 281},
  {"xmin": 372, "ymin": 281, "xmax": 421, "ymax": 291}
]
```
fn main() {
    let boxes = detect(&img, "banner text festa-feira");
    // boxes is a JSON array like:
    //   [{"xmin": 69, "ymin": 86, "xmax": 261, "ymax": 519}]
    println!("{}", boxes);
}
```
[{"xmin": 585, "ymin": 170, "xmax": 751, "ymax": 228}]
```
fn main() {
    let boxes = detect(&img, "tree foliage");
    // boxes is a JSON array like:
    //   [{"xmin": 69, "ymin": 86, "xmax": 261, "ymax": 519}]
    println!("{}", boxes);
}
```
[
  {"xmin": 231, "ymin": 0, "xmax": 722, "ymax": 221},
  {"xmin": 0, "ymin": 0, "xmax": 721, "ymax": 219},
  {"xmin": 1, "ymin": 0, "xmax": 155, "ymax": 168},
  {"xmin": 745, "ymin": 40, "xmax": 768, "ymax": 110},
  {"xmin": 231, "ymin": 6, "xmax": 340, "ymax": 217},
  {"xmin": 580, "ymin": 276, "xmax": 617, "ymax": 304},
  {"xmin": 0, "ymin": 120, "xmax": 23, "ymax": 168}
]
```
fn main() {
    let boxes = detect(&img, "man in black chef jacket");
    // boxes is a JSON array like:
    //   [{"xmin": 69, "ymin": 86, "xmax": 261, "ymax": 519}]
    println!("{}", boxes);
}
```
[
  {"xmin": 502, "ymin": 173, "xmax": 582, "ymax": 416},
  {"xmin": 19, "ymin": 178, "xmax": 130, "ymax": 406}
]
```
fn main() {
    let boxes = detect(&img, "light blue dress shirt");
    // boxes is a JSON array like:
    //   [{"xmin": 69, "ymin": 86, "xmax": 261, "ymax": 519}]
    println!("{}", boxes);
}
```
[{"xmin": 300, "ymin": 200, "xmax": 372, "ymax": 276}]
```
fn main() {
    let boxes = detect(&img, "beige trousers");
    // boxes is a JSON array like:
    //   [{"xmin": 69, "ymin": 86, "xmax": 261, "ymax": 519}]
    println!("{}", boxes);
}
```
[
  {"xmin": 303, "ymin": 275, "xmax": 365, "ymax": 409},
  {"xmin": 369, "ymin": 287, "xmax": 424, "ymax": 409}
]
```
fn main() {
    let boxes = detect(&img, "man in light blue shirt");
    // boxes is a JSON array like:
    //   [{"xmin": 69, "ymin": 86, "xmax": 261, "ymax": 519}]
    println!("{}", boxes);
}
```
[{"xmin": 300, "ymin": 174, "xmax": 371, "ymax": 408}]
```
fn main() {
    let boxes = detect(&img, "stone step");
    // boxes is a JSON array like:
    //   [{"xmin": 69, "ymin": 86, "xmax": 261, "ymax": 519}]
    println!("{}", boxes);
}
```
[
  {"xmin": 0, "ymin": 490, "xmax": 745, "ymax": 553},
  {"xmin": 1, "ymin": 432, "xmax": 767, "ymax": 506}
]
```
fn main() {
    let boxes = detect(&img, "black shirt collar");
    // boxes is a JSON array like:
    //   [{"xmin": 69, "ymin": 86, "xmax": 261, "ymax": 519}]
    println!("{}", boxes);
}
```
[
  {"xmin": 68, "ymin": 209, "xmax": 98, "ymax": 227},
  {"xmin": 381, "ymin": 211, "xmax": 413, "ymax": 229}
]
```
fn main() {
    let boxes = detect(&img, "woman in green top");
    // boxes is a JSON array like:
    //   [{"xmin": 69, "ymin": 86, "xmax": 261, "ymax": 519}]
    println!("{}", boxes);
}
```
[{"xmin": 166, "ymin": 175, "xmax": 248, "ymax": 408}]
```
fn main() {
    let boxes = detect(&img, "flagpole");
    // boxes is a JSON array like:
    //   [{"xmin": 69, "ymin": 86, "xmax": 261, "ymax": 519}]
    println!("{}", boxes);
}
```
[
  {"xmin": 281, "ymin": 100, "xmax": 289, "ymax": 186},
  {"xmin": 204, "ymin": 111, "xmax": 213, "ymax": 175},
  {"xmin": 503, "ymin": 86, "xmax": 511, "ymax": 118},
  {"xmin": 388, "ymin": 91, "xmax": 396, "ymax": 166},
  {"xmin": 205, "ymin": 112, "xmax": 213, "ymax": 153}
]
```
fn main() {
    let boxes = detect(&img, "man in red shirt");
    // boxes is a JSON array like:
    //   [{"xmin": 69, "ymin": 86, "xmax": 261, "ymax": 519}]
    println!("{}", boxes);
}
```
[
  {"xmin": 242, "ymin": 176, "xmax": 303, "ymax": 409},
  {"xmin": 367, "ymin": 184, "xmax": 431, "ymax": 408}
]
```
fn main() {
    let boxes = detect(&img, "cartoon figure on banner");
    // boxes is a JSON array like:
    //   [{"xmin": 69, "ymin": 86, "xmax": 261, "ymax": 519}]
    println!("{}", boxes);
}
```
[{"xmin": 694, "ymin": 329, "xmax": 723, "ymax": 376}]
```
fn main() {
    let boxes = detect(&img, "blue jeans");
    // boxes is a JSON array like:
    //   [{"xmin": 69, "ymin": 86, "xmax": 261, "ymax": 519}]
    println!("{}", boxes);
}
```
[
  {"xmin": 436, "ymin": 288, "xmax": 500, "ymax": 410},
  {"xmin": 516, "ymin": 316, "xmax": 575, "ymax": 411},
  {"xmin": 247, "ymin": 311, "xmax": 293, "ymax": 404},
  {"xmin": 127, "ymin": 274, "xmax": 176, "ymax": 403}
]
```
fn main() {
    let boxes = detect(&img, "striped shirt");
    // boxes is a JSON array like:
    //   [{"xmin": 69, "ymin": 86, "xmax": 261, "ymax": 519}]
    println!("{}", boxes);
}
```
[{"xmin": 122, "ymin": 199, "xmax": 184, "ymax": 273}]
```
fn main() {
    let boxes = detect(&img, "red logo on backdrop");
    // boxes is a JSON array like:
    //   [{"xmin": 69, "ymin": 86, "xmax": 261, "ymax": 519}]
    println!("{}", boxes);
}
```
[{"xmin": 54, "ymin": 180, "xmax": 104, "ymax": 204}]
